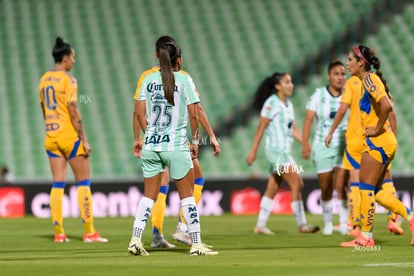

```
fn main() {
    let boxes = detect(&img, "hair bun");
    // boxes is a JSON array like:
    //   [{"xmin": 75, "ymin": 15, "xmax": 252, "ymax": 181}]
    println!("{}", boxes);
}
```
[{"xmin": 55, "ymin": 37, "xmax": 64, "ymax": 47}]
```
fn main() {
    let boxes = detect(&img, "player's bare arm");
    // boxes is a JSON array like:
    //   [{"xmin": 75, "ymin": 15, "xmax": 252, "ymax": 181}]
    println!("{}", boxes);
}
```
[
  {"xmin": 198, "ymin": 104, "xmax": 220, "ymax": 157},
  {"xmin": 188, "ymin": 103, "xmax": 200, "ymax": 159},
  {"xmin": 132, "ymin": 100, "xmax": 146, "ymax": 158},
  {"xmin": 68, "ymin": 101, "xmax": 91, "ymax": 156}
]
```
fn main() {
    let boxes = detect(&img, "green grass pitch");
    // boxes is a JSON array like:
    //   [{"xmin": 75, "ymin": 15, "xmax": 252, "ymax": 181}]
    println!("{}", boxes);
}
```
[{"xmin": 0, "ymin": 214, "xmax": 413, "ymax": 275}]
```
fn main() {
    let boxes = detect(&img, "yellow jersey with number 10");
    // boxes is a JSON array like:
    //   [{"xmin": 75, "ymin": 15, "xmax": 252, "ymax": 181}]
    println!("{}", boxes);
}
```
[{"xmin": 38, "ymin": 70, "xmax": 78, "ymax": 139}]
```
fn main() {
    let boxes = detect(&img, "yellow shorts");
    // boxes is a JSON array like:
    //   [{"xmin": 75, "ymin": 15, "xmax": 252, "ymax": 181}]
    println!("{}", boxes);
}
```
[
  {"xmin": 363, "ymin": 133, "xmax": 397, "ymax": 165},
  {"xmin": 44, "ymin": 134, "xmax": 85, "ymax": 160},
  {"xmin": 342, "ymin": 140, "xmax": 363, "ymax": 170}
]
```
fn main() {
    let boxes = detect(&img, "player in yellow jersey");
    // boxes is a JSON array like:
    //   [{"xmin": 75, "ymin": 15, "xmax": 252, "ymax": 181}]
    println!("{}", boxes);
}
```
[
  {"xmin": 337, "ymin": 45, "xmax": 414, "ymax": 247},
  {"xmin": 38, "ymin": 37, "xmax": 107, "ymax": 243},
  {"xmin": 132, "ymin": 36, "xmax": 220, "ymax": 248},
  {"xmin": 325, "ymin": 76, "xmax": 404, "ymax": 237}
]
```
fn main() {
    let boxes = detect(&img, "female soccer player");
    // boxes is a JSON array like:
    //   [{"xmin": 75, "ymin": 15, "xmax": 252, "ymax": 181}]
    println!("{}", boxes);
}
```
[
  {"xmin": 246, "ymin": 72, "xmax": 320, "ymax": 234},
  {"xmin": 302, "ymin": 59, "xmax": 349, "ymax": 235},
  {"xmin": 132, "ymin": 36, "xmax": 220, "ymax": 248},
  {"xmin": 338, "ymin": 45, "xmax": 414, "ymax": 247},
  {"xmin": 38, "ymin": 37, "xmax": 107, "ymax": 243},
  {"xmin": 325, "ymin": 76, "xmax": 404, "ymax": 237},
  {"xmin": 128, "ymin": 38, "xmax": 218, "ymax": 256}
]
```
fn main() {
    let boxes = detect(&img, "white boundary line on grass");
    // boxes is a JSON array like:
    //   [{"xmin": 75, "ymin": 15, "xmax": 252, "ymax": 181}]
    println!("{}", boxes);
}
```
[{"xmin": 362, "ymin": 262, "xmax": 414, "ymax": 267}]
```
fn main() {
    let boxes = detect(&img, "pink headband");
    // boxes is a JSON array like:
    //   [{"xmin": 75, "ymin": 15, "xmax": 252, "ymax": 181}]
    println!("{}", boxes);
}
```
[{"xmin": 352, "ymin": 45, "xmax": 369, "ymax": 64}]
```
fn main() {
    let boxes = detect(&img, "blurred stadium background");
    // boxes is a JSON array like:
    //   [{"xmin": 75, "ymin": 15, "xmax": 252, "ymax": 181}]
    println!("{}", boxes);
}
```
[{"xmin": 1, "ymin": 0, "xmax": 414, "ymax": 183}]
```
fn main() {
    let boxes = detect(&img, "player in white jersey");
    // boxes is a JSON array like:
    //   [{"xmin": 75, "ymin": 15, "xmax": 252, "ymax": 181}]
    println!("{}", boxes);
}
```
[
  {"xmin": 302, "ymin": 60, "xmax": 348, "ymax": 235},
  {"xmin": 128, "ymin": 39, "xmax": 217, "ymax": 256},
  {"xmin": 246, "ymin": 72, "xmax": 320, "ymax": 234},
  {"xmin": 137, "ymin": 72, "xmax": 199, "ymax": 152},
  {"xmin": 132, "ymin": 36, "xmax": 220, "ymax": 249}
]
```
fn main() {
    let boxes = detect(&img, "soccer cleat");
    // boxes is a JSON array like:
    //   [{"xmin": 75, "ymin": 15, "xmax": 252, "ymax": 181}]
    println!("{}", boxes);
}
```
[
  {"xmin": 254, "ymin": 226, "xmax": 275, "ymax": 235},
  {"xmin": 322, "ymin": 224, "xmax": 333, "ymax": 235},
  {"xmin": 201, "ymin": 243, "xmax": 214, "ymax": 249},
  {"xmin": 298, "ymin": 224, "xmax": 320, "ymax": 233},
  {"xmin": 348, "ymin": 226, "xmax": 361, "ymax": 237},
  {"xmin": 83, "ymin": 232, "xmax": 108, "ymax": 243},
  {"xmin": 340, "ymin": 235, "xmax": 375, "ymax": 247},
  {"xmin": 172, "ymin": 229, "xmax": 192, "ymax": 245},
  {"xmin": 54, "ymin": 233, "xmax": 69, "ymax": 243},
  {"xmin": 387, "ymin": 219, "xmax": 404, "ymax": 235},
  {"xmin": 409, "ymin": 213, "xmax": 414, "ymax": 245},
  {"xmin": 190, "ymin": 243, "xmax": 219, "ymax": 256},
  {"xmin": 395, "ymin": 214, "xmax": 403, "ymax": 225},
  {"xmin": 151, "ymin": 233, "xmax": 176, "ymax": 248},
  {"xmin": 128, "ymin": 237, "xmax": 149, "ymax": 256},
  {"xmin": 333, "ymin": 223, "xmax": 349, "ymax": 235}
]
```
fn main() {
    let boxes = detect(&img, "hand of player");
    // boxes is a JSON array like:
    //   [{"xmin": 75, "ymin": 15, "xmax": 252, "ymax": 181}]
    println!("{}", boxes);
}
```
[
  {"xmin": 366, "ymin": 127, "xmax": 383, "ymax": 137},
  {"xmin": 301, "ymin": 142, "xmax": 311, "ymax": 159},
  {"xmin": 210, "ymin": 136, "xmax": 220, "ymax": 157},
  {"xmin": 246, "ymin": 150, "xmax": 256, "ymax": 166},
  {"xmin": 83, "ymin": 141, "xmax": 92, "ymax": 157},
  {"xmin": 190, "ymin": 144, "xmax": 199, "ymax": 159},
  {"xmin": 132, "ymin": 140, "xmax": 143, "ymax": 158},
  {"xmin": 324, "ymin": 133, "xmax": 332, "ymax": 147}
]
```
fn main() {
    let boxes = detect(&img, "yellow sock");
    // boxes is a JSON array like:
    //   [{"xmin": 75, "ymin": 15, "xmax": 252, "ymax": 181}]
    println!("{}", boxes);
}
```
[
  {"xmin": 375, "ymin": 186, "xmax": 409, "ymax": 220},
  {"xmin": 349, "ymin": 183, "xmax": 361, "ymax": 228},
  {"xmin": 152, "ymin": 185, "xmax": 169, "ymax": 235},
  {"xmin": 359, "ymin": 183, "xmax": 376, "ymax": 233},
  {"xmin": 77, "ymin": 180, "xmax": 95, "ymax": 234},
  {"xmin": 50, "ymin": 182, "xmax": 65, "ymax": 234},
  {"xmin": 194, "ymin": 184, "xmax": 203, "ymax": 205},
  {"xmin": 347, "ymin": 191, "xmax": 352, "ymax": 225},
  {"xmin": 179, "ymin": 177, "xmax": 205, "ymax": 223},
  {"xmin": 382, "ymin": 180, "xmax": 397, "ymax": 221}
]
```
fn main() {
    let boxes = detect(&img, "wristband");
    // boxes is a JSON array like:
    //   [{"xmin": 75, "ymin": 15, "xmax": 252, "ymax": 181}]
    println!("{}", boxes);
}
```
[{"xmin": 192, "ymin": 139, "xmax": 199, "ymax": 145}]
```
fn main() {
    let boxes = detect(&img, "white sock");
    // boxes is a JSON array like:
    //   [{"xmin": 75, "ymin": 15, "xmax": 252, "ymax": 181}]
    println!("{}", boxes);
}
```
[
  {"xmin": 338, "ymin": 199, "xmax": 349, "ymax": 226},
  {"xmin": 321, "ymin": 200, "xmax": 333, "ymax": 225},
  {"xmin": 132, "ymin": 196, "xmax": 154, "ymax": 239},
  {"xmin": 256, "ymin": 196, "xmax": 274, "ymax": 228},
  {"xmin": 324, "ymin": 222, "xmax": 333, "ymax": 230},
  {"xmin": 291, "ymin": 200, "xmax": 307, "ymax": 226},
  {"xmin": 181, "ymin": 197, "xmax": 201, "ymax": 244}
]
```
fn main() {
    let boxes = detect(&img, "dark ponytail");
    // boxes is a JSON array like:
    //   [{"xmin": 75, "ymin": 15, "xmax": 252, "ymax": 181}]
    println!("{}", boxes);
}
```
[
  {"xmin": 52, "ymin": 37, "xmax": 72, "ymax": 63},
  {"xmin": 369, "ymin": 52, "xmax": 391, "ymax": 97},
  {"xmin": 355, "ymin": 45, "xmax": 391, "ymax": 98},
  {"xmin": 159, "ymin": 42, "xmax": 181, "ymax": 106},
  {"xmin": 252, "ymin": 72, "xmax": 287, "ymax": 111},
  {"xmin": 156, "ymin": 35, "xmax": 176, "ymax": 53}
]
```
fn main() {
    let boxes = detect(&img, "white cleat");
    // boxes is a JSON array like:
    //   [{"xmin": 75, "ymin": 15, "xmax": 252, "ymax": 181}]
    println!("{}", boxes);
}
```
[
  {"xmin": 190, "ymin": 243, "xmax": 218, "ymax": 256},
  {"xmin": 322, "ymin": 223, "xmax": 333, "ymax": 235},
  {"xmin": 151, "ymin": 233, "xmax": 176, "ymax": 248},
  {"xmin": 128, "ymin": 237, "xmax": 149, "ymax": 256},
  {"xmin": 254, "ymin": 226, "xmax": 275, "ymax": 235},
  {"xmin": 336, "ymin": 223, "xmax": 350, "ymax": 235},
  {"xmin": 172, "ymin": 229, "xmax": 192, "ymax": 245}
]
